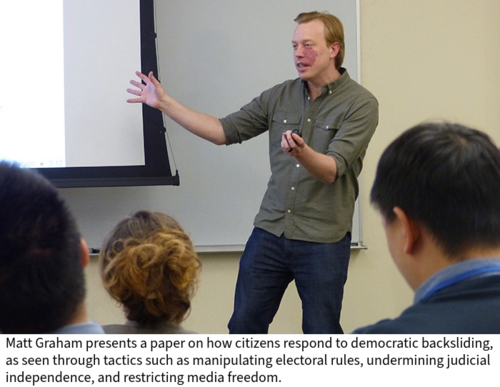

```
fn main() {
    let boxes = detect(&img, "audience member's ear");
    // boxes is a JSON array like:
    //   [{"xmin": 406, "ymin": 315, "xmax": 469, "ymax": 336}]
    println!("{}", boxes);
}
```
[
  {"xmin": 80, "ymin": 238, "xmax": 90, "ymax": 268},
  {"xmin": 393, "ymin": 207, "xmax": 421, "ymax": 255}
]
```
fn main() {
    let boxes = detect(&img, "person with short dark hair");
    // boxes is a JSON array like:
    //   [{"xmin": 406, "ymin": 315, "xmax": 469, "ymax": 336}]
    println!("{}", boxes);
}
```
[
  {"xmin": 354, "ymin": 122, "xmax": 500, "ymax": 333},
  {"xmin": 0, "ymin": 161, "xmax": 104, "ymax": 334},
  {"xmin": 99, "ymin": 211, "xmax": 201, "ymax": 334}
]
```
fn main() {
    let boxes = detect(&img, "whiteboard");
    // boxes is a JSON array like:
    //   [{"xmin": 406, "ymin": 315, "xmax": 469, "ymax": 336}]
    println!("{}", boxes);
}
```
[{"xmin": 60, "ymin": 0, "xmax": 362, "ymax": 251}]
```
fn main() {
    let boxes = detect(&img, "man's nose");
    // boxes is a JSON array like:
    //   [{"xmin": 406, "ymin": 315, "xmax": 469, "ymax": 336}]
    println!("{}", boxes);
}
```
[{"xmin": 295, "ymin": 45, "xmax": 304, "ymax": 57}]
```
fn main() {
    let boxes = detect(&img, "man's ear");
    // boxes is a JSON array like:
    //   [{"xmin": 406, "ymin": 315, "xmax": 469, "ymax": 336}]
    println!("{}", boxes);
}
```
[
  {"xmin": 393, "ymin": 207, "xmax": 421, "ymax": 254},
  {"xmin": 330, "ymin": 41, "xmax": 340, "ymax": 59},
  {"xmin": 80, "ymin": 238, "xmax": 90, "ymax": 269}
]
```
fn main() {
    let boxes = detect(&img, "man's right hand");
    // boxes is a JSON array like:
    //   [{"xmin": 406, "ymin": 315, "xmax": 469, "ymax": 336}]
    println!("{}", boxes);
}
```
[
  {"xmin": 126, "ymin": 71, "xmax": 227, "ymax": 145},
  {"xmin": 127, "ymin": 71, "xmax": 165, "ymax": 110}
]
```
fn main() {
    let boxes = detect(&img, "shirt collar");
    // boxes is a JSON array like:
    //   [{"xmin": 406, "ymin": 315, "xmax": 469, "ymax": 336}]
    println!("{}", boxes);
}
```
[
  {"xmin": 49, "ymin": 321, "xmax": 105, "ymax": 334},
  {"xmin": 414, "ymin": 258, "xmax": 500, "ymax": 304},
  {"xmin": 301, "ymin": 67, "xmax": 350, "ymax": 95}
]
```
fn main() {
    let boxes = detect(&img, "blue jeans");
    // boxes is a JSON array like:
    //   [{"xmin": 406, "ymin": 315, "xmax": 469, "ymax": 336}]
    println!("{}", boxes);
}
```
[{"xmin": 228, "ymin": 227, "xmax": 351, "ymax": 334}]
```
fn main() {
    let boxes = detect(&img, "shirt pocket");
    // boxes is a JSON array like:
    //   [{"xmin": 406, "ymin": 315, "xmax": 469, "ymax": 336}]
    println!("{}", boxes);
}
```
[
  {"xmin": 311, "ymin": 118, "xmax": 341, "ymax": 153},
  {"xmin": 270, "ymin": 111, "xmax": 301, "ymax": 146}
]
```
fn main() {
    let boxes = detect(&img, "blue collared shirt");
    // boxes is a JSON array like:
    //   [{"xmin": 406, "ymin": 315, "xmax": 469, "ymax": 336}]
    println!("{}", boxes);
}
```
[
  {"xmin": 414, "ymin": 257, "xmax": 500, "ymax": 304},
  {"xmin": 49, "ymin": 321, "xmax": 105, "ymax": 334}
]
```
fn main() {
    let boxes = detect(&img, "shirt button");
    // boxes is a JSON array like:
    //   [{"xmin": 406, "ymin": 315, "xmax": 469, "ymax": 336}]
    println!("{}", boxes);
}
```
[
  {"xmin": 307, "ymin": 118, "xmax": 311, "ymax": 123},
  {"xmin": 296, "ymin": 164, "xmax": 300, "ymax": 168},
  {"xmin": 287, "ymin": 209, "xmax": 291, "ymax": 213},
  {"xmin": 291, "ymin": 187, "xmax": 295, "ymax": 191},
  {"xmin": 283, "ymin": 119, "xmax": 287, "ymax": 123},
  {"xmin": 329, "ymin": 90, "xmax": 333, "ymax": 94}
]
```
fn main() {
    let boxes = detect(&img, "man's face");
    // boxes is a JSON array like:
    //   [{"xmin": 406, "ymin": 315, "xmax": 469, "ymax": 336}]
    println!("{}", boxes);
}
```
[{"xmin": 292, "ymin": 19, "xmax": 336, "ymax": 85}]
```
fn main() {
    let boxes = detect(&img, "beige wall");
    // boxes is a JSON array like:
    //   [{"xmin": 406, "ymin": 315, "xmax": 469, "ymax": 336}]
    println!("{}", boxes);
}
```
[{"xmin": 85, "ymin": 0, "xmax": 500, "ymax": 334}]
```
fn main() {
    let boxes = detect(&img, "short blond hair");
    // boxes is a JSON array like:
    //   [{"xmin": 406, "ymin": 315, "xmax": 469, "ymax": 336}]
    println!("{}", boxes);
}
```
[
  {"xmin": 295, "ymin": 11, "xmax": 345, "ymax": 70},
  {"xmin": 100, "ymin": 211, "xmax": 201, "ymax": 324}
]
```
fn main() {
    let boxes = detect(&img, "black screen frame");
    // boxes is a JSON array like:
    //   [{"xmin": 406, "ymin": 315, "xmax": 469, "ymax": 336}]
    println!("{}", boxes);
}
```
[{"xmin": 36, "ymin": 0, "xmax": 179, "ymax": 188}]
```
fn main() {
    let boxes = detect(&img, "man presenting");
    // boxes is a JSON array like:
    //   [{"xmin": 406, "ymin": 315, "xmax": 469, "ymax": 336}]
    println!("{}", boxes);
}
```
[{"xmin": 128, "ymin": 11, "xmax": 378, "ymax": 333}]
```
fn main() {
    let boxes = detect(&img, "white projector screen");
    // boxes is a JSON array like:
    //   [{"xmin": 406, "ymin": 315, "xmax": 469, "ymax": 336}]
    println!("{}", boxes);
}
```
[{"xmin": 0, "ymin": 0, "xmax": 178, "ymax": 187}]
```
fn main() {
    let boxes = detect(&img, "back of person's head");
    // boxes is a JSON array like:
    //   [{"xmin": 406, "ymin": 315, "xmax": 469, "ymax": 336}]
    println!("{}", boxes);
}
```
[
  {"xmin": 371, "ymin": 122, "xmax": 500, "ymax": 257},
  {"xmin": 0, "ymin": 161, "xmax": 85, "ymax": 333},
  {"xmin": 99, "ymin": 211, "xmax": 201, "ymax": 325},
  {"xmin": 294, "ymin": 11, "xmax": 345, "ymax": 69}
]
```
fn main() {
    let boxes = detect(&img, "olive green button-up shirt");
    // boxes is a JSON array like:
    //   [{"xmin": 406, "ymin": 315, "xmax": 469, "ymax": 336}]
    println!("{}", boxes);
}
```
[{"xmin": 220, "ymin": 69, "xmax": 378, "ymax": 243}]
